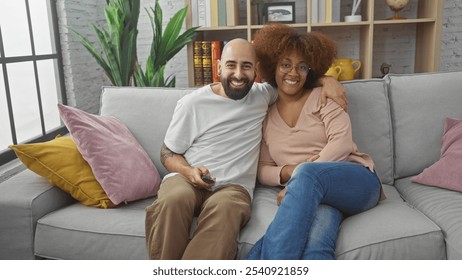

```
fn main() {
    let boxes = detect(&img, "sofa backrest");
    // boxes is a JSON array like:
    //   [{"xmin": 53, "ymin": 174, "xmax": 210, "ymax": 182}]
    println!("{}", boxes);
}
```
[
  {"xmin": 100, "ymin": 81, "xmax": 396, "ymax": 185},
  {"xmin": 386, "ymin": 71, "xmax": 462, "ymax": 179},
  {"xmin": 342, "ymin": 79, "xmax": 394, "ymax": 185},
  {"xmin": 100, "ymin": 86, "xmax": 194, "ymax": 177}
]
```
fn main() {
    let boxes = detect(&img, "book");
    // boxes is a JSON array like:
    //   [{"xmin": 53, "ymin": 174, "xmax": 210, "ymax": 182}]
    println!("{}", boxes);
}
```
[
  {"xmin": 197, "ymin": 0, "xmax": 207, "ymax": 27},
  {"xmin": 217, "ymin": 0, "xmax": 227, "ymax": 26},
  {"xmin": 211, "ymin": 41, "xmax": 222, "ymax": 82},
  {"xmin": 311, "ymin": 0, "xmax": 318, "ymax": 23},
  {"xmin": 205, "ymin": 0, "xmax": 211, "ymax": 27},
  {"xmin": 193, "ymin": 41, "xmax": 203, "ymax": 86},
  {"xmin": 332, "ymin": 0, "xmax": 341, "ymax": 22},
  {"xmin": 325, "ymin": 0, "xmax": 333, "ymax": 23},
  {"xmin": 226, "ymin": 0, "xmax": 239, "ymax": 26},
  {"xmin": 201, "ymin": 41, "xmax": 213, "ymax": 85},
  {"xmin": 190, "ymin": 0, "xmax": 199, "ymax": 27},
  {"xmin": 318, "ymin": 0, "xmax": 326, "ymax": 23},
  {"xmin": 210, "ymin": 0, "xmax": 218, "ymax": 27}
]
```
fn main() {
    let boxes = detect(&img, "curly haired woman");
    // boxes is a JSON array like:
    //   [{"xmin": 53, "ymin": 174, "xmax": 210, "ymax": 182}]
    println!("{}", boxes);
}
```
[{"xmin": 246, "ymin": 23, "xmax": 384, "ymax": 260}]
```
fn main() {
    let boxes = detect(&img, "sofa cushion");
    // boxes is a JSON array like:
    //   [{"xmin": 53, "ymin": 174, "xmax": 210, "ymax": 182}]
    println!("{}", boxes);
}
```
[
  {"xmin": 34, "ymin": 198, "xmax": 154, "ymax": 260},
  {"xmin": 387, "ymin": 72, "xmax": 462, "ymax": 179},
  {"xmin": 99, "ymin": 87, "xmax": 194, "ymax": 178},
  {"xmin": 396, "ymin": 177, "xmax": 462, "ymax": 260},
  {"xmin": 342, "ymin": 79, "xmax": 394, "ymax": 185},
  {"xmin": 412, "ymin": 117, "xmax": 462, "ymax": 192},
  {"xmin": 58, "ymin": 104, "xmax": 161, "ymax": 205},
  {"xmin": 238, "ymin": 185, "xmax": 445, "ymax": 260},
  {"xmin": 9, "ymin": 136, "xmax": 114, "ymax": 208}
]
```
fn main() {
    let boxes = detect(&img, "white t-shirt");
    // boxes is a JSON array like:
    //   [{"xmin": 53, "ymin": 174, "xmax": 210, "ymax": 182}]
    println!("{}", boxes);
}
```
[{"xmin": 164, "ymin": 82, "xmax": 277, "ymax": 199}]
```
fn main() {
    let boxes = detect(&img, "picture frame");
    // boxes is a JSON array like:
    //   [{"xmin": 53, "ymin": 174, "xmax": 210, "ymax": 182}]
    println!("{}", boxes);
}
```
[{"xmin": 265, "ymin": 2, "xmax": 295, "ymax": 24}]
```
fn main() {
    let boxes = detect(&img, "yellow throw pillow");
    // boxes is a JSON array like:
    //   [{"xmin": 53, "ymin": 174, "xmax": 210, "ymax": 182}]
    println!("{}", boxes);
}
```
[{"xmin": 9, "ymin": 136, "xmax": 115, "ymax": 208}]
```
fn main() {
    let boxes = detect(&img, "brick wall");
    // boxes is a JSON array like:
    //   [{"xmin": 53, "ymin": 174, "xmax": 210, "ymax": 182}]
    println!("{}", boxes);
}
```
[
  {"xmin": 58, "ymin": 0, "xmax": 462, "ymax": 112},
  {"xmin": 441, "ymin": 0, "xmax": 462, "ymax": 71},
  {"xmin": 57, "ymin": 0, "xmax": 107, "ymax": 114}
]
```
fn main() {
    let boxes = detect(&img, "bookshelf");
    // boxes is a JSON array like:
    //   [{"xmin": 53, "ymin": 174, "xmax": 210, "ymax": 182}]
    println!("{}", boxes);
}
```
[{"xmin": 185, "ymin": 0, "xmax": 444, "ymax": 86}]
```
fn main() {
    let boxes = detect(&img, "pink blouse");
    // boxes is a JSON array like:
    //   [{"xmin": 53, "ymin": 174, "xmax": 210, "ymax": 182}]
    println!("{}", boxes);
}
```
[{"xmin": 258, "ymin": 87, "xmax": 375, "ymax": 186}]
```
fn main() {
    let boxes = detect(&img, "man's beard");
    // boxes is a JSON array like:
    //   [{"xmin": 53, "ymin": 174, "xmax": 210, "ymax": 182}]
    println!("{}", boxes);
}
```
[{"xmin": 221, "ymin": 76, "xmax": 254, "ymax": 100}]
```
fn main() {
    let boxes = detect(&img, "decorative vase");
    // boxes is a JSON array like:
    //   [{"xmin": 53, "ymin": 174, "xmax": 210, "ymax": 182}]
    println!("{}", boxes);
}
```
[
  {"xmin": 386, "ymin": 0, "xmax": 410, "ymax": 20},
  {"xmin": 325, "ymin": 65, "xmax": 343, "ymax": 80},
  {"xmin": 335, "ymin": 58, "xmax": 362, "ymax": 81}
]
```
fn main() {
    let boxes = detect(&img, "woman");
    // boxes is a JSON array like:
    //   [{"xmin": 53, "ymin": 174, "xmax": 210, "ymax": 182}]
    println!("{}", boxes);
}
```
[{"xmin": 246, "ymin": 23, "xmax": 384, "ymax": 260}]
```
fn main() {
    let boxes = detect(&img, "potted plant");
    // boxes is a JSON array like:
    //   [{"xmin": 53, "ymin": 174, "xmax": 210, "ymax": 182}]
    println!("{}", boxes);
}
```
[
  {"xmin": 71, "ymin": 0, "xmax": 139, "ymax": 86},
  {"xmin": 134, "ymin": 0, "xmax": 198, "ymax": 87},
  {"xmin": 71, "ymin": 0, "xmax": 197, "ymax": 87}
]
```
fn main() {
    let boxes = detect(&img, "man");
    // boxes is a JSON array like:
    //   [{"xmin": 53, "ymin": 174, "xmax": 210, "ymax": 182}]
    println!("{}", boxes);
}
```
[{"xmin": 145, "ymin": 38, "xmax": 346, "ymax": 260}]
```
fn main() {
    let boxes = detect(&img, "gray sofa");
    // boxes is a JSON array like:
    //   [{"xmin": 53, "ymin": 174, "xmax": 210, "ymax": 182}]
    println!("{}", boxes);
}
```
[{"xmin": 1, "ymin": 71, "xmax": 461, "ymax": 260}]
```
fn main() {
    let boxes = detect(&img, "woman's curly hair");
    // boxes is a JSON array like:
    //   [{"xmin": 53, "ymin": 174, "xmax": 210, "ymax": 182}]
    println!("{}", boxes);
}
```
[{"xmin": 252, "ymin": 23, "xmax": 337, "ymax": 89}]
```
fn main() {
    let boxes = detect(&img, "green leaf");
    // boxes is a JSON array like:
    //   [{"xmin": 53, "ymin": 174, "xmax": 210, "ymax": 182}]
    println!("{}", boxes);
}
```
[{"xmin": 70, "ymin": 0, "xmax": 139, "ymax": 87}]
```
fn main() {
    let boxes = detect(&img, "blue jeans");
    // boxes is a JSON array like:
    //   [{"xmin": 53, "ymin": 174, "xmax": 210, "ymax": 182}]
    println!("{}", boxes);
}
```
[{"xmin": 246, "ymin": 162, "xmax": 381, "ymax": 260}]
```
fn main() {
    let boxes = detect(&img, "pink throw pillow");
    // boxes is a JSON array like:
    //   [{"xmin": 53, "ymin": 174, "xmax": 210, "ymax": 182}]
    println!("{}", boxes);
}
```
[
  {"xmin": 58, "ymin": 104, "xmax": 161, "ymax": 205},
  {"xmin": 412, "ymin": 117, "xmax": 462, "ymax": 192}
]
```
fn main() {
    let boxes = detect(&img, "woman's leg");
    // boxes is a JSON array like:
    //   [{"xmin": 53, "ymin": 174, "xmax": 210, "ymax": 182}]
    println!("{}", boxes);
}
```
[
  {"xmin": 301, "ymin": 204, "xmax": 343, "ymax": 260},
  {"xmin": 254, "ymin": 162, "xmax": 381, "ymax": 259},
  {"xmin": 245, "ymin": 204, "xmax": 342, "ymax": 260}
]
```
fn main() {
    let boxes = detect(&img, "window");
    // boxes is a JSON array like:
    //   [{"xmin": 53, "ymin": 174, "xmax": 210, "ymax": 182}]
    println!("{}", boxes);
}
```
[{"xmin": 0, "ymin": 0, "xmax": 67, "ymax": 165}]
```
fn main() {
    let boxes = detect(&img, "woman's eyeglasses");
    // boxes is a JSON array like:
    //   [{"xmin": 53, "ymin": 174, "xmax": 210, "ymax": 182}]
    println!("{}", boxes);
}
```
[{"xmin": 279, "ymin": 63, "xmax": 310, "ymax": 75}]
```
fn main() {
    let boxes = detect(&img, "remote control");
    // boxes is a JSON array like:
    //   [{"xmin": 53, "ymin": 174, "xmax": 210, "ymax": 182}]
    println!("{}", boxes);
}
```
[{"xmin": 201, "ymin": 175, "xmax": 215, "ymax": 184}]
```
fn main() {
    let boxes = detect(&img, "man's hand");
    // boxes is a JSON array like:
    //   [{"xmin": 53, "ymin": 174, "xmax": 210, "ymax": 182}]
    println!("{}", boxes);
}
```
[
  {"xmin": 319, "ymin": 76, "xmax": 348, "ymax": 111},
  {"xmin": 185, "ymin": 166, "xmax": 215, "ymax": 189},
  {"xmin": 160, "ymin": 144, "xmax": 214, "ymax": 189}
]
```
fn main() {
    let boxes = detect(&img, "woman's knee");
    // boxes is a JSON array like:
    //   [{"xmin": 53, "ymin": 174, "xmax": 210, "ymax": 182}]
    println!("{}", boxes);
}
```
[{"xmin": 315, "ymin": 205, "xmax": 343, "ymax": 229}]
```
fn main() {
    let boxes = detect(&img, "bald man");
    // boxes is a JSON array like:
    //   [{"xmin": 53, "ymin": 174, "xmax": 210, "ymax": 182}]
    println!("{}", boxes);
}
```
[{"xmin": 145, "ymin": 39, "xmax": 345, "ymax": 260}]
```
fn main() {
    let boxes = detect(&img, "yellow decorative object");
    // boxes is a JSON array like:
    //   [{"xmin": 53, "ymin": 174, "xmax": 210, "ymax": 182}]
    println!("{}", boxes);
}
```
[
  {"xmin": 325, "ymin": 65, "xmax": 343, "ymax": 80},
  {"xmin": 335, "ymin": 58, "xmax": 362, "ymax": 81},
  {"xmin": 9, "ymin": 136, "xmax": 115, "ymax": 208}
]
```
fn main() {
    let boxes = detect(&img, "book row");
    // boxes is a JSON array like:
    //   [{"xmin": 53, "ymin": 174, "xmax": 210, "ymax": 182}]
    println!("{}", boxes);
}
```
[
  {"xmin": 190, "ymin": 0, "xmax": 239, "ymax": 28},
  {"xmin": 190, "ymin": 0, "xmax": 343, "ymax": 27},
  {"xmin": 193, "ymin": 41, "xmax": 224, "ymax": 86}
]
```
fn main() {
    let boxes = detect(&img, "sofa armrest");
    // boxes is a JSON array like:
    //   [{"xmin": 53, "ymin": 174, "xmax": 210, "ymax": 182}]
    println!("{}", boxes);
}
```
[{"xmin": 0, "ymin": 169, "xmax": 75, "ymax": 259}]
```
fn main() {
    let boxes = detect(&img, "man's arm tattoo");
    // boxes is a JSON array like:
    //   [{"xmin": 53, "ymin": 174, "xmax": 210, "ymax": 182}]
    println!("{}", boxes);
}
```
[{"xmin": 160, "ymin": 144, "xmax": 175, "ymax": 165}]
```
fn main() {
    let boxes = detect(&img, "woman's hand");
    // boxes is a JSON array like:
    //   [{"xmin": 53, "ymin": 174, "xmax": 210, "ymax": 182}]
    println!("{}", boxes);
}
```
[
  {"xmin": 277, "ymin": 187, "xmax": 287, "ymax": 206},
  {"xmin": 306, "ymin": 154, "xmax": 320, "ymax": 162},
  {"xmin": 280, "ymin": 165, "xmax": 296, "ymax": 185},
  {"xmin": 278, "ymin": 155, "xmax": 319, "ymax": 205}
]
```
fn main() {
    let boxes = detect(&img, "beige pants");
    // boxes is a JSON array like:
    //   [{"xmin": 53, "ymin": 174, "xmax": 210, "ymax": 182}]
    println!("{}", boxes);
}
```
[{"xmin": 145, "ymin": 174, "xmax": 251, "ymax": 260}]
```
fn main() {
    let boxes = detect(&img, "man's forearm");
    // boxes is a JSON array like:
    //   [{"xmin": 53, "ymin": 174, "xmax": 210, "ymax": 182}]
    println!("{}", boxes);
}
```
[{"xmin": 160, "ymin": 143, "xmax": 192, "ymax": 174}]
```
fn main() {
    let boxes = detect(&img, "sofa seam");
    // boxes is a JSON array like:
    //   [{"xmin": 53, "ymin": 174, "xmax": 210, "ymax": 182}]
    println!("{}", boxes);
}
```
[
  {"xmin": 36, "ymin": 222, "xmax": 145, "ymax": 238},
  {"xmin": 335, "ymin": 229, "xmax": 445, "ymax": 258}
]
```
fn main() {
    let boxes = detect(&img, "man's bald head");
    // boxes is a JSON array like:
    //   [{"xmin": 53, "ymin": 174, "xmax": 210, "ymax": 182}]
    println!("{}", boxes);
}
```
[
  {"xmin": 221, "ymin": 38, "xmax": 257, "ymax": 63},
  {"xmin": 217, "ymin": 39, "xmax": 258, "ymax": 100}
]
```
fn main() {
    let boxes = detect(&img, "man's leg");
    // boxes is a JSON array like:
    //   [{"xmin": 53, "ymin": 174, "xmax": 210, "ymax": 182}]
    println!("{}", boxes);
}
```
[
  {"xmin": 145, "ymin": 174, "xmax": 203, "ymax": 259},
  {"xmin": 182, "ymin": 185, "xmax": 251, "ymax": 260}
]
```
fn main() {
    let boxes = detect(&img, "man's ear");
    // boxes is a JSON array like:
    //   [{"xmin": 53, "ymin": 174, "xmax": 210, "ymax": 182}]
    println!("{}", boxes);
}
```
[
  {"xmin": 255, "ymin": 61, "xmax": 261, "ymax": 77},
  {"xmin": 217, "ymin": 59, "xmax": 222, "ymax": 76}
]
